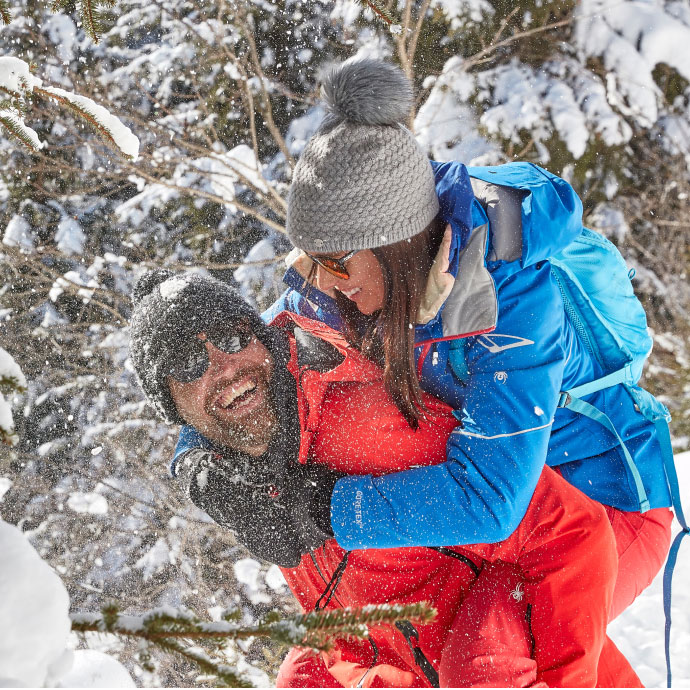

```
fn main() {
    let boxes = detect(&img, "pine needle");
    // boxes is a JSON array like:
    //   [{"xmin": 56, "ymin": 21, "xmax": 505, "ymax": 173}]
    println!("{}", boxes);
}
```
[
  {"xmin": 33, "ymin": 86, "xmax": 123, "ymax": 156},
  {"xmin": 79, "ymin": 0, "xmax": 104, "ymax": 42},
  {"xmin": 0, "ymin": 374, "xmax": 28, "ymax": 395},
  {"xmin": 0, "ymin": 0, "xmax": 11, "ymax": 24},
  {"xmin": 71, "ymin": 602, "xmax": 437, "ymax": 686},
  {"xmin": 154, "ymin": 638, "xmax": 253, "ymax": 688},
  {"xmin": 50, "ymin": 0, "xmax": 72, "ymax": 12},
  {"xmin": 0, "ymin": 113, "xmax": 41, "ymax": 152},
  {"xmin": 356, "ymin": 0, "xmax": 397, "ymax": 26}
]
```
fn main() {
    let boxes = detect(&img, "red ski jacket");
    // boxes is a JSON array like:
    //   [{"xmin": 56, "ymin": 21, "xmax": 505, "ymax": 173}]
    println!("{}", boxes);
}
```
[{"xmin": 276, "ymin": 312, "xmax": 617, "ymax": 688}]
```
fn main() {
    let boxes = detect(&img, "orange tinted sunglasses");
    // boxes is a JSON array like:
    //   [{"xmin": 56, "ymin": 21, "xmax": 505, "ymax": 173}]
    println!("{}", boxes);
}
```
[{"xmin": 306, "ymin": 250, "xmax": 359, "ymax": 280}]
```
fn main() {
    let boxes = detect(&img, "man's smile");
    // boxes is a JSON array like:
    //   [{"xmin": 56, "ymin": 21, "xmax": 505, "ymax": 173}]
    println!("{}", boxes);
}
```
[{"xmin": 211, "ymin": 377, "xmax": 265, "ymax": 414}]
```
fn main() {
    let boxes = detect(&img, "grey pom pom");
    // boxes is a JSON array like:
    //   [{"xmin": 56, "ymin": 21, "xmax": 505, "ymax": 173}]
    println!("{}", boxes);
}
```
[{"xmin": 320, "ymin": 59, "xmax": 413, "ymax": 127}]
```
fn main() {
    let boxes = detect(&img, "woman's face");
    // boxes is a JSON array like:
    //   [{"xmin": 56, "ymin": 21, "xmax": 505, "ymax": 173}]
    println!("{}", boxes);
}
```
[{"xmin": 312, "ymin": 249, "xmax": 385, "ymax": 315}]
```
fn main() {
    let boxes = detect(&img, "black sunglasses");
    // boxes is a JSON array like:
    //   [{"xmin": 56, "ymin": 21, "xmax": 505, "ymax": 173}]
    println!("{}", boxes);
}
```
[
  {"xmin": 166, "ymin": 323, "xmax": 254, "ymax": 383},
  {"xmin": 305, "ymin": 250, "xmax": 359, "ymax": 280}
]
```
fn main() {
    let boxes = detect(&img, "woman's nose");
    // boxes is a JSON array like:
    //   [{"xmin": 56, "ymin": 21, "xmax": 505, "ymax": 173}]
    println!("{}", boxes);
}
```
[{"xmin": 315, "ymin": 265, "xmax": 342, "ymax": 293}]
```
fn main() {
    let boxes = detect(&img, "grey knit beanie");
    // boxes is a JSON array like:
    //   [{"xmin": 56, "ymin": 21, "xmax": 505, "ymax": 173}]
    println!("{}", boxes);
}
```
[
  {"xmin": 287, "ymin": 58, "xmax": 439, "ymax": 253},
  {"xmin": 128, "ymin": 269, "xmax": 280, "ymax": 425}
]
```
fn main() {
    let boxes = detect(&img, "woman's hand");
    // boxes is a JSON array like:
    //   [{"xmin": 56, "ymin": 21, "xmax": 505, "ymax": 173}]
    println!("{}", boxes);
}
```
[{"xmin": 417, "ymin": 225, "xmax": 454, "ymax": 324}]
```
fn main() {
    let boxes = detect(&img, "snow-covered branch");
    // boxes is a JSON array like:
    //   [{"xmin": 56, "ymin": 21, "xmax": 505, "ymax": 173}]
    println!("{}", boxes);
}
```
[
  {"xmin": 71, "ymin": 602, "xmax": 435, "ymax": 686},
  {"xmin": 0, "ymin": 346, "xmax": 26, "ymax": 446},
  {"xmin": 0, "ymin": 56, "xmax": 139, "ymax": 159}
]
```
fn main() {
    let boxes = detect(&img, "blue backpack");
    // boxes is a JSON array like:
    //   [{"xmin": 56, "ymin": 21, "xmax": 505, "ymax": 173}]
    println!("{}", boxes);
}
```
[{"xmin": 546, "ymin": 226, "xmax": 687, "ymax": 687}]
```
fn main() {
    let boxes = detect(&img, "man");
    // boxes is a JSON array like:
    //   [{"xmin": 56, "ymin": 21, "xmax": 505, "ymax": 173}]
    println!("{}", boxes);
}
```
[{"xmin": 128, "ymin": 268, "xmax": 639, "ymax": 688}]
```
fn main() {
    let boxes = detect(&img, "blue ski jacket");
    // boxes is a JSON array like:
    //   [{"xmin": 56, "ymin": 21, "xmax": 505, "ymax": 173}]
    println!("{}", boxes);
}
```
[{"xmin": 176, "ymin": 161, "xmax": 672, "ymax": 551}]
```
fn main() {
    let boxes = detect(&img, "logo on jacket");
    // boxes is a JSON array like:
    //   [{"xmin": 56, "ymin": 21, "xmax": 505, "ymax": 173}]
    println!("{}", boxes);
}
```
[
  {"xmin": 354, "ymin": 490, "xmax": 364, "ymax": 528},
  {"xmin": 510, "ymin": 582, "xmax": 524, "ymax": 602},
  {"xmin": 477, "ymin": 334, "xmax": 534, "ymax": 353}
]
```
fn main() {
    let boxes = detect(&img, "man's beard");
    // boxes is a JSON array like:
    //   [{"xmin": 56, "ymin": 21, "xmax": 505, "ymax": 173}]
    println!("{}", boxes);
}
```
[
  {"xmin": 203, "ymin": 361, "xmax": 277, "ymax": 453},
  {"xmin": 210, "ymin": 347, "xmax": 300, "ymax": 488}
]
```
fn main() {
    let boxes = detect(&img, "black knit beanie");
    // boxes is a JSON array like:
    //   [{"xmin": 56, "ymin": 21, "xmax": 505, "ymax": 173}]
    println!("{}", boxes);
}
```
[{"xmin": 128, "ymin": 269, "xmax": 284, "ymax": 425}]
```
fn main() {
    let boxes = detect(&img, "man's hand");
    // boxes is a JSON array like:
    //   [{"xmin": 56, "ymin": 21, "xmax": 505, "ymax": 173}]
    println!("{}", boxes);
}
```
[
  {"xmin": 176, "ymin": 449, "xmax": 342, "ymax": 567},
  {"xmin": 417, "ymin": 225, "xmax": 454, "ymax": 324}
]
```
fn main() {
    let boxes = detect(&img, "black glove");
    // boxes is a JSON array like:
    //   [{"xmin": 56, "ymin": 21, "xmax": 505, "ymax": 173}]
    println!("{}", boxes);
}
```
[{"xmin": 175, "ymin": 449, "xmax": 343, "ymax": 567}]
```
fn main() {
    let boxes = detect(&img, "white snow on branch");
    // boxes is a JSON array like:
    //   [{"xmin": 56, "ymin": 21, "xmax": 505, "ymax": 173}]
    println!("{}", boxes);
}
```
[
  {"xmin": 0, "ymin": 346, "xmax": 27, "ymax": 390},
  {"xmin": 575, "ymin": 0, "xmax": 690, "ymax": 128},
  {"xmin": 0, "ymin": 110, "xmax": 44, "ymax": 151},
  {"xmin": 67, "ymin": 491, "xmax": 109, "ymax": 515},
  {"xmin": 55, "ymin": 216, "xmax": 86, "ymax": 256},
  {"xmin": 431, "ymin": 0, "xmax": 494, "ymax": 27},
  {"xmin": 0, "ymin": 56, "xmax": 139, "ymax": 159},
  {"xmin": 0, "ymin": 56, "xmax": 42, "ymax": 94},
  {"xmin": 3, "ymin": 215, "xmax": 35, "ymax": 251},
  {"xmin": 0, "ymin": 346, "xmax": 26, "ymax": 448},
  {"xmin": 40, "ymin": 86, "xmax": 140, "ymax": 160}
]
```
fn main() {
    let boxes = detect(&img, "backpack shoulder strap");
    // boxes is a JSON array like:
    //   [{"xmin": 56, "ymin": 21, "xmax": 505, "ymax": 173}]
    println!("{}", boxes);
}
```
[{"xmin": 558, "ymin": 370, "xmax": 650, "ymax": 513}]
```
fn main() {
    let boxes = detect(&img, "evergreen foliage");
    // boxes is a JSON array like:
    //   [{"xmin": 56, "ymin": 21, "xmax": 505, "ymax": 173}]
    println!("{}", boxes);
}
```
[{"xmin": 71, "ymin": 602, "xmax": 435, "ymax": 686}]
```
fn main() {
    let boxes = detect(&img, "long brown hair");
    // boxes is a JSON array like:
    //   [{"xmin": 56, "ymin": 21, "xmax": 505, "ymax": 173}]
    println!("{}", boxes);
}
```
[{"xmin": 335, "ymin": 215, "xmax": 446, "ymax": 428}]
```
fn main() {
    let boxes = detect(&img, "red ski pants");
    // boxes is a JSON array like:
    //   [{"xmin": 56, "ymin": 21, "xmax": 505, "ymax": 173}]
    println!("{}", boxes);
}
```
[{"xmin": 276, "ymin": 505, "xmax": 672, "ymax": 688}]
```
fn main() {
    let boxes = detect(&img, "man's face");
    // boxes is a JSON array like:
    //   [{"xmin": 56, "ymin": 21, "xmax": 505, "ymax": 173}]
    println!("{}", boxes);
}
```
[{"xmin": 168, "ymin": 330, "xmax": 276, "ymax": 456}]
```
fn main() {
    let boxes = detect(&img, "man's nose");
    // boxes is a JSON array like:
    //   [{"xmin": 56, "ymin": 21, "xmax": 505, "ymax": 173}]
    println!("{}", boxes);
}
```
[{"xmin": 204, "ymin": 340, "xmax": 241, "ymax": 375}]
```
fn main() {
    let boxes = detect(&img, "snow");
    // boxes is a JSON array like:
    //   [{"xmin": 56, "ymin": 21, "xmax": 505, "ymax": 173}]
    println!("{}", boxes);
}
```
[
  {"xmin": 588, "ymin": 203, "xmax": 630, "ymax": 243},
  {"xmin": 0, "ymin": 393, "xmax": 16, "ymax": 444},
  {"xmin": 0, "ymin": 346, "xmax": 26, "ymax": 447},
  {"xmin": 265, "ymin": 564, "xmax": 288, "ymax": 591},
  {"xmin": 0, "ymin": 477, "xmax": 12, "ymax": 500},
  {"xmin": 67, "ymin": 491, "xmax": 109, "ymax": 515},
  {"xmin": 0, "ymin": 55, "xmax": 42, "ymax": 94},
  {"xmin": 40, "ymin": 87, "xmax": 140, "ymax": 160},
  {"xmin": 55, "ymin": 216, "xmax": 86, "ymax": 255},
  {"xmin": 43, "ymin": 15, "xmax": 78, "ymax": 65},
  {"xmin": 0, "ymin": 519, "xmax": 134, "ymax": 686},
  {"xmin": 432, "ymin": 0, "xmax": 494, "ymax": 27},
  {"xmin": 575, "ymin": 0, "xmax": 690, "ymax": 129},
  {"xmin": 3, "ymin": 214, "xmax": 35, "ymax": 250},
  {"xmin": 135, "ymin": 537, "xmax": 177, "ymax": 580},
  {"xmin": 0, "ymin": 345, "xmax": 27, "ymax": 389},
  {"xmin": 159, "ymin": 276, "xmax": 189, "ymax": 300},
  {"xmin": 55, "ymin": 650, "xmax": 136, "ymax": 688},
  {"xmin": 0, "ymin": 519, "xmax": 70, "ymax": 685},
  {"xmin": 234, "ymin": 558, "xmax": 272, "ymax": 605},
  {"xmin": 0, "ymin": 56, "xmax": 138, "ymax": 158},
  {"xmin": 610, "ymin": 451, "xmax": 690, "ymax": 686}
]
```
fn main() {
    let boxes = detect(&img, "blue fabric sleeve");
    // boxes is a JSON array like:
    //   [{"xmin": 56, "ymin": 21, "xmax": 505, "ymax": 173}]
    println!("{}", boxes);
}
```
[{"xmin": 330, "ymin": 262, "xmax": 568, "ymax": 549}]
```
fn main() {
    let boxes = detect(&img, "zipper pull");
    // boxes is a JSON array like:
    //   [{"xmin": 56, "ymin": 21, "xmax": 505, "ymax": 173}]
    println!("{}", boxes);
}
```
[{"xmin": 432, "ymin": 350, "xmax": 439, "ymax": 366}]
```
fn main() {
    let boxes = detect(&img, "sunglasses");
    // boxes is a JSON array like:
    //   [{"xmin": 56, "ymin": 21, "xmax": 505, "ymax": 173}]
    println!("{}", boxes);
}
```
[
  {"xmin": 165, "ymin": 323, "xmax": 254, "ymax": 383},
  {"xmin": 306, "ymin": 250, "xmax": 359, "ymax": 280}
]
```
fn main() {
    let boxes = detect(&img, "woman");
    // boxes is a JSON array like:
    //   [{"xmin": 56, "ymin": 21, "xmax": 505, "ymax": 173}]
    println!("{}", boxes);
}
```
[{"xmin": 276, "ymin": 58, "xmax": 674, "ymax": 685}]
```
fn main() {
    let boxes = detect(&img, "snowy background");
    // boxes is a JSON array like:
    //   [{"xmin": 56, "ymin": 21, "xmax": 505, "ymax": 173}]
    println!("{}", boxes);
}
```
[
  {"xmin": 0, "ymin": 0, "xmax": 689, "ymax": 684},
  {"xmin": 610, "ymin": 451, "xmax": 690, "ymax": 688}
]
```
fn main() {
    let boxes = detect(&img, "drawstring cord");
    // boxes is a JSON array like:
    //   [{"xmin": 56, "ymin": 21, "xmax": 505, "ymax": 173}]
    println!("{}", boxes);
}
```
[
  {"xmin": 314, "ymin": 551, "xmax": 442, "ymax": 687},
  {"xmin": 314, "ymin": 551, "xmax": 350, "ymax": 611}
]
